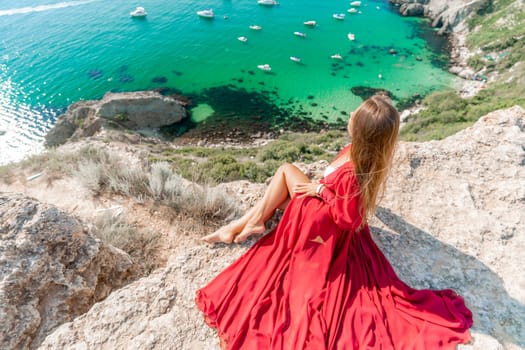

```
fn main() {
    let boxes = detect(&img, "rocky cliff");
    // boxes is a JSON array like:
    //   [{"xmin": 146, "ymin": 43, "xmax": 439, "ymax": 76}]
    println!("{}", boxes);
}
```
[
  {"xmin": 45, "ymin": 91, "xmax": 189, "ymax": 147},
  {"xmin": 389, "ymin": 0, "xmax": 490, "ymax": 34},
  {"xmin": 36, "ymin": 106, "xmax": 524, "ymax": 350},
  {"xmin": 0, "ymin": 194, "xmax": 138, "ymax": 349}
]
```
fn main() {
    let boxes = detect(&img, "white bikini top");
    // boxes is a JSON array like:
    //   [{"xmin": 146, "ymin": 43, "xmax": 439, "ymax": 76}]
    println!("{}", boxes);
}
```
[{"xmin": 324, "ymin": 165, "xmax": 337, "ymax": 178}]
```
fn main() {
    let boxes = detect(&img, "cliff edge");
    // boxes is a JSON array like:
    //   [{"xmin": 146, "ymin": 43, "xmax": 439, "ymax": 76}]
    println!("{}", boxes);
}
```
[{"xmin": 29, "ymin": 106, "xmax": 525, "ymax": 350}]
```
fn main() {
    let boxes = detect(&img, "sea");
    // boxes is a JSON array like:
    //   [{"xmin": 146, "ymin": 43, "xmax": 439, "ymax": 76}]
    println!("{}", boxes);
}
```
[{"xmin": 0, "ymin": 0, "xmax": 455, "ymax": 165}]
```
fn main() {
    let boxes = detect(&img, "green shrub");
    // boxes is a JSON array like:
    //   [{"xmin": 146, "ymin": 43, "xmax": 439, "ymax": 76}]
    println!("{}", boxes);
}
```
[
  {"xmin": 114, "ymin": 113, "xmax": 128, "ymax": 122},
  {"xmin": 467, "ymin": 55, "xmax": 485, "ymax": 71},
  {"xmin": 259, "ymin": 140, "xmax": 303, "ymax": 163}
]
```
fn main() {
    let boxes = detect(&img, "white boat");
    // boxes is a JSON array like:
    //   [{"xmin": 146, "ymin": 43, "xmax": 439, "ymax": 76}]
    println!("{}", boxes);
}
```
[
  {"xmin": 332, "ymin": 13, "xmax": 345, "ymax": 20},
  {"xmin": 130, "ymin": 6, "xmax": 147, "ymax": 17},
  {"xmin": 293, "ymin": 31, "xmax": 307, "ymax": 38},
  {"xmin": 347, "ymin": 33, "xmax": 355, "ymax": 41},
  {"xmin": 257, "ymin": 64, "xmax": 272, "ymax": 71},
  {"xmin": 331, "ymin": 53, "xmax": 343, "ymax": 59},
  {"xmin": 249, "ymin": 25, "xmax": 262, "ymax": 30},
  {"xmin": 350, "ymin": 1, "xmax": 361, "ymax": 6},
  {"xmin": 290, "ymin": 56, "xmax": 301, "ymax": 62},
  {"xmin": 238, "ymin": 36, "xmax": 248, "ymax": 43},
  {"xmin": 257, "ymin": 0, "xmax": 278, "ymax": 6},
  {"xmin": 347, "ymin": 8, "xmax": 357, "ymax": 13},
  {"xmin": 197, "ymin": 9, "xmax": 214, "ymax": 18},
  {"xmin": 303, "ymin": 20, "xmax": 316, "ymax": 27}
]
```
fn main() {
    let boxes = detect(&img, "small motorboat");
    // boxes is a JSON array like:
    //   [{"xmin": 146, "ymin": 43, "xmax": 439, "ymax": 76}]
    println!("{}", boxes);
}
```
[
  {"xmin": 331, "ymin": 53, "xmax": 343, "ymax": 59},
  {"xmin": 238, "ymin": 36, "xmax": 248, "ymax": 43},
  {"xmin": 257, "ymin": 0, "xmax": 278, "ymax": 6},
  {"xmin": 130, "ymin": 7, "xmax": 147, "ymax": 17},
  {"xmin": 257, "ymin": 64, "xmax": 272, "ymax": 71},
  {"xmin": 350, "ymin": 1, "xmax": 361, "ymax": 6},
  {"xmin": 347, "ymin": 33, "xmax": 355, "ymax": 41},
  {"xmin": 378, "ymin": 73, "xmax": 383, "ymax": 79},
  {"xmin": 249, "ymin": 25, "xmax": 262, "ymax": 30},
  {"xmin": 290, "ymin": 56, "xmax": 301, "ymax": 63},
  {"xmin": 332, "ymin": 13, "xmax": 345, "ymax": 20},
  {"xmin": 347, "ymin": 8, "xmax": 357, "ymax": 13},
  {"xmin": 293, "ymin": 31, "xmax": 307, "ymax": 38},
  {"xmin": 197, "ymin": 9, "xmax": 214, "ymax": 18},
  {"xmin": 303, "ymin": 20, "xmax": 317, "ymax": 27}
]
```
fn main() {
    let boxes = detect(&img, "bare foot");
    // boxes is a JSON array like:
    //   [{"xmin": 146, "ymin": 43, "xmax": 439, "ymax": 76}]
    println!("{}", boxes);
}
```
[
  {"xmin": 201, "ymin": 224, "xmax": 237, "ymax": 244},
  {"xmin": 201, "ymin": 219, "xmax": 245, "ymax": 244},
  {"xmin": 233, "ymin": 221, "xmax": 266, "ymax": 243}
]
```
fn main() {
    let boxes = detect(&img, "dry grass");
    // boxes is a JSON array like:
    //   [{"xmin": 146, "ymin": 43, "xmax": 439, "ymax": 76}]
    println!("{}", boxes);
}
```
[
  {"xmin": 148, "ymin": 162, "xmax": 241, "ymax": 222},
  {"xmin": 6, "ymin": 145, "xmax": 242, "ymax": 275},
  {"xmin": 93, "ymin": 211, "xmax": 162, "ymax": 275}
]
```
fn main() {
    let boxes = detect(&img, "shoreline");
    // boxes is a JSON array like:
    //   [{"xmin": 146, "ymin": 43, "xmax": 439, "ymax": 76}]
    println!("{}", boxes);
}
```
[
  {"xmin": 448, "ymin": 29, "xmax": 487, "ymax": 98},
  {"xmin": 1, "ymin": 4, "xmax": 482, "ymax": 165}
]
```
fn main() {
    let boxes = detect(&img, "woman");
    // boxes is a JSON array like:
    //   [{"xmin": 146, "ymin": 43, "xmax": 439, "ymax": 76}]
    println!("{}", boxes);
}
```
[{"xmin": 196, "ymin": 95, "xmax": 473, "ymax": 349}]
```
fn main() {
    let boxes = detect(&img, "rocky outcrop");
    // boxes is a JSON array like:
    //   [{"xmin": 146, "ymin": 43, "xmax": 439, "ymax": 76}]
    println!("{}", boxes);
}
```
[
  {"xmin": 0, "ymin": 193, "xmax": 137, "ymax": 349},
  {"xmin": 390, "ymin": 0, "xmax": 491, "ymax": 33},
  {"xmin": 45, "ymin": 91, "xmax": 188, "ymax": 147},
  {"xmin": 40, "ymin": 106, "xmax": 524, "ymax": 349},
  {"xmin": 399, "ymin": 3, "xmax": 425, "ymax": 17}
]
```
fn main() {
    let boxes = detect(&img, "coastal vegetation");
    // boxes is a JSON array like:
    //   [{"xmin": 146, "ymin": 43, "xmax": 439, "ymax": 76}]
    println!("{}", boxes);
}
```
[
  {"xmin": 401, "ymin": 0, "xmax": 525, "ymax": 141},
  {"xmin": 150, "ymin": 130, "xmax": 347, "ymax": 184}
]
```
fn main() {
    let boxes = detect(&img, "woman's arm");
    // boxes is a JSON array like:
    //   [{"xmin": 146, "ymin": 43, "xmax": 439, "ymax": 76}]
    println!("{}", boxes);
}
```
[{"xmin": 293, "ymin": 169, "xmax": 362, "ymax": 231}]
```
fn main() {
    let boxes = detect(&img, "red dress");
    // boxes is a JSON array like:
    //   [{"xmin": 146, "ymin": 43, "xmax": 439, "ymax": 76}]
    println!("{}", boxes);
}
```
[{"xmin": 196, "ymin": 147, "xmax": 473, "ymax": 349}]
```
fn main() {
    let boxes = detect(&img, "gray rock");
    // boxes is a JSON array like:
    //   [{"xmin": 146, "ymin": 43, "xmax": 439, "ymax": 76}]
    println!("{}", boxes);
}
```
[
  {"xmin": 97, "ymin": 91, "xmax": 187, "ymax": 129},
  {"xmin": 45, "ymin": 91, "xmax": 188, "ymax": 147},
  {"xmin": 389, "ymin": 0, "xmax": 492, "ymax": 33},
  {"xmin": 0, "ymin": 193, "xmax": 137, "ymax": 349},
  {"xmin": 400, "ymin": 3, "xmax": 425, "ymax": 16},
  {"xmin": 39, "ymin": 106, "xmax": 525, "ymax": 349},
  {"xmin": 44, "ymin": 117, "xmax": 78, "ymax": 147}
]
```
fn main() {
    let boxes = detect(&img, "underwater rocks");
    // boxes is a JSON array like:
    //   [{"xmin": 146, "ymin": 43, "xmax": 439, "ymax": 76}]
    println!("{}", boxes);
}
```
[{"xmin": 350, "ymin": 86, "xmax": 395, "ymax": 101}]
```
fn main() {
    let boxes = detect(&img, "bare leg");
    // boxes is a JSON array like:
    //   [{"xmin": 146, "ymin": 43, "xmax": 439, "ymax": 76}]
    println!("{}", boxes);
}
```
[
  {"xmin": 234, "ymin": 163, "xmax": 310, "ymax": 243},
  {"xmin": 201, "ymin": 163, "xmax": 310, "ymax": 244}
]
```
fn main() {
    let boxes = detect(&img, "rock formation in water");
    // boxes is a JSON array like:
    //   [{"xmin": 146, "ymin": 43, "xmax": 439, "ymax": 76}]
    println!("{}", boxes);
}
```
[
  {"xmin": 0, "ymin": 194, "xmax": 138, "ymax": 349},
  {"xmin": 45, "ymin": 91, "xmax": 189, "ymax": 147},
  {"xmin": 38, "ymin": 106, "xmax": 525, "ymax": 350},
  {"xmin": 389, "ymin": 0, "xmax": 491, "ymax": 34}
]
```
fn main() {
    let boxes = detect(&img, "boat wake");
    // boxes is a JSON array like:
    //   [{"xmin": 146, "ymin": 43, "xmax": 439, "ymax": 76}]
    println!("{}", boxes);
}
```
[{"xmin": 0, "ymin": 0, "xmax": 99, "ymax": 17}]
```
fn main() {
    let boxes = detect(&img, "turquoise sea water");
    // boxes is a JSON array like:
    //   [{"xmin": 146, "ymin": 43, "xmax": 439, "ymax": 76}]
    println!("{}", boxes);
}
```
[{"xmin": 0, "ymin": 0, "xmax": 454, "ymax": 164}]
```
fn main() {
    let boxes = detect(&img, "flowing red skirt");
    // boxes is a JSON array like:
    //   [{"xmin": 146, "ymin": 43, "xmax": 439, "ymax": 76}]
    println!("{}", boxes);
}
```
[{"xmin": 196, "ymin": 191, "xmax": 472, "ymax": 349}]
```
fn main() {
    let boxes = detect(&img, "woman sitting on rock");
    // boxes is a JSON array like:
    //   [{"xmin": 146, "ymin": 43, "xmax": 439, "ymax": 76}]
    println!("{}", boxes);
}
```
[{"xmin": 196, "ymin": 95, "xmax": 473, "ymax": 349}]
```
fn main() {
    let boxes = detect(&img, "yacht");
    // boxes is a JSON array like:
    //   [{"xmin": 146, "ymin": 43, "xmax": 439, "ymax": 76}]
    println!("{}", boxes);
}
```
[
  {"xmin": 293, "ymin": 31, "xmax": 307, "ymax": 38},
  {"xmin": 331, "ymin": 53, "xmax": 343, "ymax": 59},
  {"xmin": 257, "ymin": 64, "xmax": 272, "ymax": 71},
  {"xmin": 290, "ymin": 56, "xmax": 301, "ymax": 62},
  {"xmin": 303, "ymin": 20, "xmax": 316, "ymax": 27},
  {"xmin": 197, "ymin": 9, "xmax": 214, "ymax": 18},
  {"xmin": 350, "ymin": 1, "xmax": 361, "ymax": 6},
  {"xmin": 130, "ymin": 7, "xmax": 147, "ymax": 17},
  {"xmin": 347, "ymin": 8, "xmax": 357, "ymax": 13},
  {"xmin": 238, "ymin": 36, "xmax": 248, "ymax": 43},
  {"xmin": 257, "ymin": 0, "xmax": 278, "ymax": 6},
  {"xmin": 332, "ymin": 13, "xmax": 345, "ymax": 20},
  {"xmin": 249, "ymin": 25, "xmax": 262, "ymax": 30},
  {"xmin": 348, "ymin": 33, "xmax": 355, "ymax": 41}
]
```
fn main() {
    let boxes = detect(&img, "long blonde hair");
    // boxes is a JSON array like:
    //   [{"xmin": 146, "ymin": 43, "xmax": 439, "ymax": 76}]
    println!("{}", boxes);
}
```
[{"xmin": 349, "ymin": 95, "xmax": 400, "ymax": 221}]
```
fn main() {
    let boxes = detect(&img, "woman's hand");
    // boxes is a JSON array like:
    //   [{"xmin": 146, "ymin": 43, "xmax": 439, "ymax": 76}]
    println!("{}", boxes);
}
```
[{"xmin": 293, "ymin": 182, "xmax": 322, "ymax": 198}]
